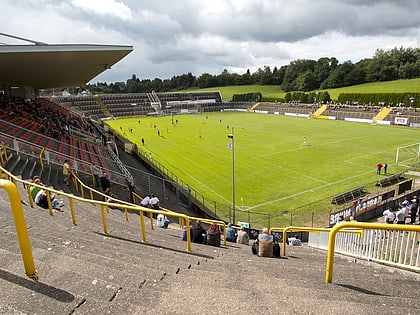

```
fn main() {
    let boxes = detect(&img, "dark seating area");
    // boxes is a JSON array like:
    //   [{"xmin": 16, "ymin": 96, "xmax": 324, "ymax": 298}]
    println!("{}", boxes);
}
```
[
  {"xmin": 53, "ymin": 92, "xmax": 223, "ymax": 119},
  {"xmin": 376, "ymin": 172, "xmax": 404, "ymax": 187},
  {"xmin": 331, "ymin": 185, "xmax": 365, "ymax": 205}
]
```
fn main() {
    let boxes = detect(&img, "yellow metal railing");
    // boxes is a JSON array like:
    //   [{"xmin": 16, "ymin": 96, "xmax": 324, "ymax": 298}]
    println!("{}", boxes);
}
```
[
  {"xmin": 1, "ymin": 156, "xmax": 234, "ymax": 278},
  {"xmin": 0, "ymin": 179, "xmax": 38, "ymax": 281},
  {"xmin": 0, "ymin": 146, "xmax": 8, "ymax": 166},
  {"xmin": 326, "ymin": 222, "xmax": 420, "ymax": 283},
  {"xmin": 270, "ymin": 226, "xmax": 362, "ymax": 257}
]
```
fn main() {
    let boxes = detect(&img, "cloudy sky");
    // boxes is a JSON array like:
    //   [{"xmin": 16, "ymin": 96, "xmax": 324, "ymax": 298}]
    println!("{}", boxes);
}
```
[{"xmin": 1, "ymin": 0, "xmax": 419, "ymax": 83}]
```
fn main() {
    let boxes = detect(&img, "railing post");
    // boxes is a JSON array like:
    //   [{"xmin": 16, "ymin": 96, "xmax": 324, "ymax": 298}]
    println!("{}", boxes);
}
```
[{"xmin": 0, "ymin": 179, "xmax": 38, "ymax": 280}]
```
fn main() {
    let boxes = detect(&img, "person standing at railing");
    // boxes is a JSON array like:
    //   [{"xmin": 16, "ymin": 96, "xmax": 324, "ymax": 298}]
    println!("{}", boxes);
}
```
[
  {"xmin": 92, "ymin": 163, "xmax": 101, "ymax": 188},
  {"xmin": 383, "ymin": 208, "xmax": 395, "ymax": 224},
  {"xmin": 149, "ymin": 194, "xmax": 160, "ymax": 210},
  {"xmin": 394, "ymin": 205, "xmax": 406, "ymax": 224},
  {"xmin": 100, "ymin": 173, "xmax": 111, "ymax": 192},
  {"xmin": 62, "ymin": 160, "xmax": 70, "ymax": 186},
  {"xmin": 409, "ymin": 198, "xmax": 419, "ymax": 224},
  {"xmin": 140, "ymin": 194, "xmax": 150, "ymax": 208}
]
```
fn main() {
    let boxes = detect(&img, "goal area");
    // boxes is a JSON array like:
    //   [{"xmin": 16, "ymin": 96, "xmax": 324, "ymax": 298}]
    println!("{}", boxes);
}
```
[{"xmin": 396, "ymin": 143, "xmax": 420, "ymax": 169}]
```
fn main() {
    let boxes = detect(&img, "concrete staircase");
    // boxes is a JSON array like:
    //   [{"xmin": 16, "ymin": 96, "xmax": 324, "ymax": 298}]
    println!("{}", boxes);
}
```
[
  {"xmin": 374, "ymin": 107, "xmax": 393, "ymax": 121},
  {"xmin": 312, "ymin": 104, "xmax": 328, "ymax": 116},
  {"xmin": 1, "ymin": 176, "xmax": 419, "ymax": 314},
  {"xmin": 248, "ymin": 102, "xmax": 261, "ymax": 112},
  {"xmin": 95, "ymin": 96, "xmax": 112, "ymax": 118}
]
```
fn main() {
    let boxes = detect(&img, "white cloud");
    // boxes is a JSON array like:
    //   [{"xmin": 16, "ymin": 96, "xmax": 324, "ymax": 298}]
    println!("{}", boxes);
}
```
[{"xmin": 71, "ymin": 0, "xmax": 132, "ymax": 20}]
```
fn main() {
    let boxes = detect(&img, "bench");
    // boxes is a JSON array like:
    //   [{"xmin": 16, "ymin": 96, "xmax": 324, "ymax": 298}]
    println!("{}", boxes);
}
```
[
  {"xmin": 376, "ymin": 172, "xmax": 404, "ymax": 187},
  {"xmin": 331, "ymin": 186, "xmax": 365, "ymax": 205}
]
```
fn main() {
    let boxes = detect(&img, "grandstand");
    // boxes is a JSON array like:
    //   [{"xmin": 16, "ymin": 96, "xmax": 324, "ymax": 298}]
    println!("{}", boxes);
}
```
[{"xmin": 1, "ymin": 33, "xmax": 420, "ymax": 314}]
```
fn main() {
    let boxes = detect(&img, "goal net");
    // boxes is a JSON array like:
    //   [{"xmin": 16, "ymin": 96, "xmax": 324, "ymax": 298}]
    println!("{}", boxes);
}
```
[{"xmin": 396, "ymin": 143, "xmax": 420, "ymax": 168}]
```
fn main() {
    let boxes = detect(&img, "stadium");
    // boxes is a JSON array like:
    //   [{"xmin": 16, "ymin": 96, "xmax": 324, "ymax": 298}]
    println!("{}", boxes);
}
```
[{"xmin": 1, "ymin": 33, "xmax": 420, "ymax": 313}]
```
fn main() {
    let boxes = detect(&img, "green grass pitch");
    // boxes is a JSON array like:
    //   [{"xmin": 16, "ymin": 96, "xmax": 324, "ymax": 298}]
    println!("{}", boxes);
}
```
[{"xmin": 105, "ymin": 112, "xmax": 419, "ymax": 225}]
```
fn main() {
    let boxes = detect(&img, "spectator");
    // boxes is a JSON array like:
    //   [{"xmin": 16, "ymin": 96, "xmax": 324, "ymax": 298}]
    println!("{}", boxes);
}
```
[
  {"xmin": 156, "ymin": 213, "xmax": 170, "ymax": 228},
  {"xmin": 409, "ymin": 198, "xmax": 418, "ymax": 224},
  {"xmin": 192, "ymin": 220, "xmax": 207, "ymax": 244},
  {"xmin": 225, "ymin": 223, "xmax": 237, "ymax": 242},
  {"xmin": 29, "ymin": 178, "xmax": 43, "ymax": 201},
  {"xmin": 257, "ymin": 227, "xmax": 273, "ymax": 257},
  {"xmin": 140, "ymin": 195, "xmax": 150, "ymax": 208},
  {"xmin": 100, "ymin": 173, "xmax": 111, "ymax": 192},
  {"xmin": 376, "ymin": 162, "xmax": 383, "ymax": 175},
  {"xmin": 182, "ymin": 224, "xmax": 193, "ymax": 241},
  {"xmin": 395, "ymin": 205, "xmax": 406, "ymax": 224},
  {"xmin": 383, "ymin": 208, "xmax": 395, "ymax": 224},
  {"xmin": 236, "ymin": 226, "xmax": 249, "ymax": 245},
  {"xmin": 34, "ymin": 189, "xmax": 63, "ymax": 211},
  {"xmin": 149, "ymin": 194, "xmax": 160, "ymax": 210},
  {"xmin": 62, "ymin": 160, "xmax": 70, "ymax": 185},
  {"xmin": 207, "ymin": 223, "xmax": 221, "ymax": 247},
  {"xmin": 126, "ymin": 179, "xmax": 135, "ymax": 204},
  {"xmin": 91, "ymin": 163, "xmax": 101, "ymax": 188}
]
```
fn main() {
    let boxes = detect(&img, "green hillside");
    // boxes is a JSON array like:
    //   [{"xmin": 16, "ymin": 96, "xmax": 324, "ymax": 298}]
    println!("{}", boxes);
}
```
[{"xmin": 181, "ymin": 78, "xmax": 420, "ymax": 101}]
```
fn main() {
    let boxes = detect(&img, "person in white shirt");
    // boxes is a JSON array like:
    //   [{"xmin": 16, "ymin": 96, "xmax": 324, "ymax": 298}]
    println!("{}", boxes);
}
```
[
  {"xmin": 140, "ymin": 195, "xmax": 150, "ymax": 208},
  {"xmin": 149, "ymin": 194, "xmax": 160, "ymax": 210},
  {"xmin": 383, "ymin": 208, "xmax": 395, "ymax": 224},
  {"xmin": 156, "ymin": 213, "xmax": 170, "ymax": 228}
]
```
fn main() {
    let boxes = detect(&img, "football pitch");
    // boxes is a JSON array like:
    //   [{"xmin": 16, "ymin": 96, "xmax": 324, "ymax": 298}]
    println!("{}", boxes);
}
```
[{"xmin": 106, "ymin": 112, "xmax": 419, "ymax": 225}]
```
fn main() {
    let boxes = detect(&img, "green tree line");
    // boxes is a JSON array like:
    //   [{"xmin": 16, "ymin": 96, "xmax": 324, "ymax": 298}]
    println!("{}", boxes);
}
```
[{"xmin": 84, "ymin": 47, "xmax": 420, "ymax": 95}]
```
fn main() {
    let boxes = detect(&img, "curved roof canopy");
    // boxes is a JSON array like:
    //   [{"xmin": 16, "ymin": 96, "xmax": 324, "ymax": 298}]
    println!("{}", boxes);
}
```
[{"xmin": 0, "ymin": 44, "xmax": 133, "ymax": 90}]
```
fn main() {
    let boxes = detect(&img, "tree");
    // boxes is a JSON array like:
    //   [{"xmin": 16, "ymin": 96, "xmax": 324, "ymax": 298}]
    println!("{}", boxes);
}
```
[
  {"xmin": 296, "ymin": 71, "xmax": 317, "ymax": 92},
  {"xmin": 126, "ymin": 74, "xmax": 140, "ymax": 93}
]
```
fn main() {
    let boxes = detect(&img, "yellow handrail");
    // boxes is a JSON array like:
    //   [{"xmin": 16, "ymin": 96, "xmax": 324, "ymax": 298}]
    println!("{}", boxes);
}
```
[
  {"xmin": 0, "ymin": 146, "xmax": 8, "ymax": 166},
  {"xmin": 0, "ymin": 179, "xmax": 39, "ymax": 281},
  {"xmin": 1, "ymin": 164, "xmax": 195, "ymax": 255},
  {"xmin": 326, "ymin": 222, "xmax": 420, "ymax": 283},
  {"xmin": 270, "ymin": 226, "xmax": 362, "ymax": 257}
]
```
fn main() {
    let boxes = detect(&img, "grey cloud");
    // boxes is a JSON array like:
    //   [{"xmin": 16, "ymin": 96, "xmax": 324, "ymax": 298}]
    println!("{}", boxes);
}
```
[{"xmin": 1, "ymin": 0, "xmax": 419, "ymax": 81}]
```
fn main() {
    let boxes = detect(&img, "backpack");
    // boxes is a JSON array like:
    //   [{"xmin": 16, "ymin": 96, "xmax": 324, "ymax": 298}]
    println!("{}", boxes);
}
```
[
  {"xmin": 251, "ymin": 241, "xmax": 258, "ymax": 255},
  {"xmin": 273, "ymin": 243, "xmax": 281, "ymax": 258}
]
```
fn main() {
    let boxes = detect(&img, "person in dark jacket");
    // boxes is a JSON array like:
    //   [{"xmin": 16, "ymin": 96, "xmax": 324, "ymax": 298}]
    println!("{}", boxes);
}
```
[
  {"xmin": 207, "ymin": 223, "xmax": 221, "ymax": 247},
  {"xmin": 192, "ymin": 220, "xmax": 207, "ymax": 244}
]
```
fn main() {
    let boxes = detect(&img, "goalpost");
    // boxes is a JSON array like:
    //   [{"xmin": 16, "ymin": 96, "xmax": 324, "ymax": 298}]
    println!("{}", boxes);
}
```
[{"xmin": 395, "ymin": 143, "xmax": 420, "ymax": 168}]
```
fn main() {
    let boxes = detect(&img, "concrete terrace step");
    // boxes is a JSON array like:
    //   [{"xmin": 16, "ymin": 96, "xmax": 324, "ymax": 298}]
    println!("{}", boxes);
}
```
[{"xmin": 2, "ymin": 183, "xmax": 420, "ymax": 314}]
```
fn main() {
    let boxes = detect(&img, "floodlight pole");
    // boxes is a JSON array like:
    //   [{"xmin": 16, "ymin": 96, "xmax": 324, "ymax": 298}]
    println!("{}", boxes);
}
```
[{"xmin": 228, "ymin": 127, "xmax": 236, "ymax": 224}]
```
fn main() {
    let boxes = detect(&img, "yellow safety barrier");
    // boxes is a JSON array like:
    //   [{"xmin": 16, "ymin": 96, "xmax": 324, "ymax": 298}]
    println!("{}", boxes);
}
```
[
  {"xmin": 270, "ymin": 226, "xmax": 363, "ymax": 257},
  {"xmin": 0, "ymin": 179, "xmax": 39, "ymax": 281},
  {"xmin": 0, "ymin": 146, "xmax": 9, "ymax": 166},
  {"xmin": 326, "ymin": 222, "xmax": 420, "ymax": 284},
  {"xmin": 0, "ymin": 152, "xmax": 230, "ymax": 278}
]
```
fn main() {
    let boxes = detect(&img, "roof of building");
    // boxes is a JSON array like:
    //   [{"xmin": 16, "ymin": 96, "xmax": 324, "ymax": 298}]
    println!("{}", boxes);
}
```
[{"xmin": 0, "ymin": 44, "xmax": 133, "ymax": 90}]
